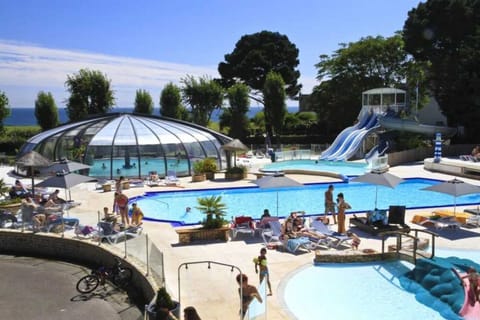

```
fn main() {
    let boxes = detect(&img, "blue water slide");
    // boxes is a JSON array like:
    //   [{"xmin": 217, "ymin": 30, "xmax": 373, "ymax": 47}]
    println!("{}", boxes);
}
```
[
  {"xmin": 320, "ymin": 111, "xmax": 372, "ymax": 160},
  {"xmin": 325, "ymin": 113, "xmax": 378, "ymax": 161},
  {"xmin": 333, "ymin": 123, "xmax": 380, "ymax": 161}
]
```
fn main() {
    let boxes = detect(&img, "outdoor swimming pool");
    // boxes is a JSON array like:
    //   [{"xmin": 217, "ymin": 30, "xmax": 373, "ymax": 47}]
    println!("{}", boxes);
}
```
[
  {"xmin": 134, "ymin": 178, "xmax": 480, "ymax": 225},
  {"xmin": 88, "ymin": 158, "xmax": 189, "ymax": 178},
  {"xmin": 283, "ymin": 248, "xmax": 480, "ymax": 320},
  {"xmin": 263, "ymin": 159, "xmax": 367, "ymax": 176}
]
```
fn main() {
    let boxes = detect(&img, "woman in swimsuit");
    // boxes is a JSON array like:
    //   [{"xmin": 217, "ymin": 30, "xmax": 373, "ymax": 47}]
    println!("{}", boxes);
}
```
[
  {"xmin": 253, "ymin": 248, "xmax": 272, "ymax": 296},
  {"xmin": 114, "ymin": 192, "xmax": 130, "ymax": 226},
  {"xmin": 236, "ymin": 273, "xmax": 262, "ymax": 318},
  {"xmin": 336, "ymin": 193, "xmax": 351, "ymax": 234}
]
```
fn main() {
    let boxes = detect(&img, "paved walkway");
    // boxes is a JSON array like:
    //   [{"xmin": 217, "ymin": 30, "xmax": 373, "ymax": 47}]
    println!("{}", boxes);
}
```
[
  {"xmin": 1, "ymin": 161, "xmax": 480, "ymax": 319},
  {"xmin": 0, "ymin": 255, "xmax": 143, "ymax": 320}
]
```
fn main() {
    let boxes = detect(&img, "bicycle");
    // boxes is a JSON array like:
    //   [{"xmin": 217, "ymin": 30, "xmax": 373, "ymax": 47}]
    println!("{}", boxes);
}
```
[{"xmin": 76, "ymin": 258, "xmax": 133, "ymax": 294}]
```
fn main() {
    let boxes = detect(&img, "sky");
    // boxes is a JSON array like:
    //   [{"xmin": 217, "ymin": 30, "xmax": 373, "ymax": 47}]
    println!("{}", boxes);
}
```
[{"xmin": 0, "ymin": 0, "xmax": 422, "ymax": 108}]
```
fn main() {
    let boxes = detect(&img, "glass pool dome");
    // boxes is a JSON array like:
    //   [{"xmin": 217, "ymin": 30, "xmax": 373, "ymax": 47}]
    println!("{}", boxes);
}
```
[{"xmin": 18, "ymin": 113, "xmax": 231, "ymax": 179}]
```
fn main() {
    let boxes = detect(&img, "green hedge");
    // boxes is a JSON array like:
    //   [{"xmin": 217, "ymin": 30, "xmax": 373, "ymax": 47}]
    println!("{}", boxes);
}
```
[{"xmin": 0, "ymin": 126, "xmax": 41, "ymax": 155}]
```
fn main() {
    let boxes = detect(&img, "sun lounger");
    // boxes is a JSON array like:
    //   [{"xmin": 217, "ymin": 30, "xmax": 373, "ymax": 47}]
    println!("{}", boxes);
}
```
[
  {"xmin": 465, "ymin": 215, "xmax": 480, "ymax": 227},
  {"xmin": 96, "ymin": 221, "xmax": 140, "ymax": 244},
  {"xmin": 285, "ymin": 236, "xmax": 313, "ymax": 253},
  {"xmin": 432, "ymin": 209, "xmax": 471, "ymax": 224},
  {"xmin": 231, "ymin": 216, "xmax": 255, "ymax": 239},
  {"xmin": 419, "ymin": 216, "xmax": 461, "ymax": 230},
  {"xmin": 164, "ymin": 170, "xmax": 180, "ymax": 186},
  {"xmin": 464, "ymin": 208, "xmax": 480, "ymax": 215},
  {"xmin": 261, "ymin": 220, "xmax": 284, "ymax": 249},
  {"xmin": 310, "ymin": 220, "xmax": 352, "ymax": 248}
]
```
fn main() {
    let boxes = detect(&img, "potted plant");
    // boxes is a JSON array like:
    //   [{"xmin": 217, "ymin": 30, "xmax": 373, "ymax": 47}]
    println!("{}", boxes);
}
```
[
  {"xmin": 147, "ymin": 287, "xmax": 180, "ymax": 319},
  {"xmin": 202, "ymin": 157, "xmax": 217, "ymax": 180},
  {"xmin": 196, "ymin": 195, "xmax": 228, "ymax": 229},
  {"xmin": 176, "ymin": 195, "xmax": 231, "ymax": 243},
  {"xmin": 225, "ymin": 165, "xmax": 247, "ymax": 180},
  {"xmin": 191, "ymin": 160, "xmax": 206, "ymax": 182}
]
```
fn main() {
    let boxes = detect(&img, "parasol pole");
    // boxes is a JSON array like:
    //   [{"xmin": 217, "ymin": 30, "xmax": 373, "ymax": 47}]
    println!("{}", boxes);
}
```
[
  {"xmin": 453, "ymin": 196, "xmax": 457, "ymax": 216},
  {"xmin": 30, "ymin": 166, "xmax": 35, "ymax": 197},
  {"xmin": 276, "ymin": 191, "xmax": 279, "ymax": 216}
]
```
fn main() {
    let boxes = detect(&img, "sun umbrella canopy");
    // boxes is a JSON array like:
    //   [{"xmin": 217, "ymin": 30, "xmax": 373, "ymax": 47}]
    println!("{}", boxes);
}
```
[
  {"xmin": 421, "ymin": 178, "xmax": 480, "ymax": 197},
  {"xmin": 36, "ymin": 172, "xmax": 96, "ymax": 190},
  {"xmin": 43, "ymin": 159, "xmax": 91, "ymax": 175},
  {"xmin": 36, "ymin": 172, "xmax": 96, "ymax": 201},
  {"xmin": 17, "ymin": 150, "xmax": 51, "ymax": 167},
  {"xmin": 16, "ymin": 150, "xmax": 52, "ymax": 197},
  {"xmin": 253, "ymin": 174, "xmax": 303, "ymax": 215},
  {"xmin": 253, "ymin": 174, "xmax": 303, "ymax": 189},
  {"xmin": 221, "ymin": 139, "xmax": 250, "ymax": 168},
  {"xmin": 221, "ymin": 139, "xmax": 249, "ymax": 152},
  {"xmin": 421, "ymin": 178, "xmax": 480, "ymax": 214},
  {"xmin": 351, "ymin": 172, "xmax": 404, "ymax": 188},
  {"xmin": 350, "ymin": 171, "xmax": 404, "ymax": 209}
]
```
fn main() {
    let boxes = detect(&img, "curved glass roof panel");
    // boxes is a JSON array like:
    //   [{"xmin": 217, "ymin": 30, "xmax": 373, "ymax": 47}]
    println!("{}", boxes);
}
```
[{"xmin": 18, "ymin": 113, "xmax": 232, "ymax": 179}]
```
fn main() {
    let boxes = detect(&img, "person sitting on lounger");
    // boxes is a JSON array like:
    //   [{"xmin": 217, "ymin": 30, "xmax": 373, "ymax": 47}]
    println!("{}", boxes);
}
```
[
  {"xmin": 347, "ymin": 231, "xmax": 361, "ymax": 250},
  {"xmin": 102, "ymin": 206, "xmax": 119, "ymax": 224},
  {"xmin": 472, "ymin": 146, "xmax": 480, "ymax": 160},
  {"xmin": 48, "ymin": 189, "xmax": 66, "ymax": 204},
  {"xmin": 283, "ymin": 212, "xmax": 304, "ymax": 238},
  {"xmin": 130, "ymin": 203, "xmax": 144, "ymax": 227}
]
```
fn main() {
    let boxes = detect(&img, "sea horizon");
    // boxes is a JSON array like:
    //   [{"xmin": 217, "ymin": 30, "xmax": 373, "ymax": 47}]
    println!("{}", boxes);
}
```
[{"xmin": 4, "ymin": 106, "xmax": 299, "ymax": 126}]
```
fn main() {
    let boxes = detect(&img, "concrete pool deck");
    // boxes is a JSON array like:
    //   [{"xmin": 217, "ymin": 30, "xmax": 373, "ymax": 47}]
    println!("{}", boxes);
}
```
[{"xmin": 2, "ymin": 160, "xmax": 480, "ymax": 319}]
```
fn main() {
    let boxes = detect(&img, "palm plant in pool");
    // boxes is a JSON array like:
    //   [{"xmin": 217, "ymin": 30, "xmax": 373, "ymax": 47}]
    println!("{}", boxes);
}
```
[{"xmin": 196, "ymin": 195, "xmax": 228, "ymax": 229}]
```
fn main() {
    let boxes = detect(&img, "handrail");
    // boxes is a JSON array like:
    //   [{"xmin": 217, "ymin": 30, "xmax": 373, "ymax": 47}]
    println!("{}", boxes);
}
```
[
  {"xmin": 379, "ymin": 229, "xmax": 439, "ymax": 264},
  {"xmin": 178, "ymin": 261, "xmax": 243, "ymax": 320}
]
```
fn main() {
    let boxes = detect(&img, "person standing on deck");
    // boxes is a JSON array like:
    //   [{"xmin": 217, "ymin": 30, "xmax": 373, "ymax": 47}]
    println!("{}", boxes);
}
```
[{"xmin": 324, "ymin": 185, "xmax": 336, "ymax": 224}]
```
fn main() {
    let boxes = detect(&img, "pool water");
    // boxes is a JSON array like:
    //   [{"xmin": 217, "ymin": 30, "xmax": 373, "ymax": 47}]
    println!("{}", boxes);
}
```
[
  {"xmin": 89, "ymin": 158, "xmax": 189, "ymax": 178},
  {"xmin": 263, "ymin": 160, "xmax": 367, "ymax": 176},
  {"xmin": 135, "ymin": 178, "xmax": 480, "ymax": 225},
  {"xmin": 283, "ymin": 249, "xmax": 480, "ymax": 320}
]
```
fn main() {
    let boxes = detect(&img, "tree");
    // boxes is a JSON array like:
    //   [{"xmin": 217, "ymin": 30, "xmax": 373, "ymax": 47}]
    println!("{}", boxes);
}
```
[
  {"xmin": 0, "ymin": 91, "xmax": 10, "ymax": 133},
  {"xmin": 312, "ymin": 34, "xmax": 417, "ymax": 135},
  {"xmin": 250, "ymin": 111, "xmax": 265, "ymax": 136},
  {"xmin": 263, "ymin": 71, "xmax": 286, "ymax": 142},
  {"xmin": 134, "ymin": 89, "xmax": 154, "ymax": 114},
  {"xmin": 181, "ymin": 75, "xmax": 224, "ymax": 126},
  {"xmin": 403, "ymin": 0, "xmax": 480, "ymax": 141},
  {"xmin": 218, "ymin": 30, "xmax": 301, "ymax": 103},
  {"xmin": 160, "ymin": 82, "xmax": 182, "ymax": 118},
  {"xmin": 65, "ymin": 69, "xmax": 115, "ymax": 121},
  {"xmin": 34, "ymin": 91, "xmax": 59, "ymax": 130},
  {"xmin": 226, "ymin": 83, "xmax": 250, "ymax": 139}
]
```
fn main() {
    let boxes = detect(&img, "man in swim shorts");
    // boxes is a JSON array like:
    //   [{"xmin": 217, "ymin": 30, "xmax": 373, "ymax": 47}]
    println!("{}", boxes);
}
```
[{"xmin": 324, "ymin": 184, "xmax": 336, "ymax": 224}]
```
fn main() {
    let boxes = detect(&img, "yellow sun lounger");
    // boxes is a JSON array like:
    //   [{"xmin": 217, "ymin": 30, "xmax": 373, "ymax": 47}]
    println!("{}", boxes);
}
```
[{"xmin": 431, "ymin": 210, "xmax": 472, "ymax": 224}]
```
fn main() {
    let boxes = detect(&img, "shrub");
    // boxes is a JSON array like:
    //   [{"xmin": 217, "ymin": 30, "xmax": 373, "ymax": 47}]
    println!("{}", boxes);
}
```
[
  {"xmin": 202, "ymin": 157, "xmax": 218, "ymax": 173},
  {"xmin": 226, "ymin": 165, "xmax": 247, "ymax": 174},
  {"xmin": 192, "ymin": 161, "xmax": 205, "ymax": 175},
  {"xmin": 196, "ymin": 195, "xmax": 228, "ymax": 229},
  {"xmin": 155, "ymin": 287, "xmax": 176, "ymax": 310}
]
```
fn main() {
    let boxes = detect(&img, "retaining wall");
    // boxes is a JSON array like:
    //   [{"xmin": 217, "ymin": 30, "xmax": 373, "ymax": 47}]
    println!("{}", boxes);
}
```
[{"xmin": 0, "ymin": 229, "xmax": 157, "ymax": 305}]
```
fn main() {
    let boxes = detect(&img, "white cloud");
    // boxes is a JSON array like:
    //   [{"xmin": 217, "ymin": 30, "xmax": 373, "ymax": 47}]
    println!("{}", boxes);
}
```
[{"xmin": 0, "ymin": 40, "xmax": 316, "ymax": 107}]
